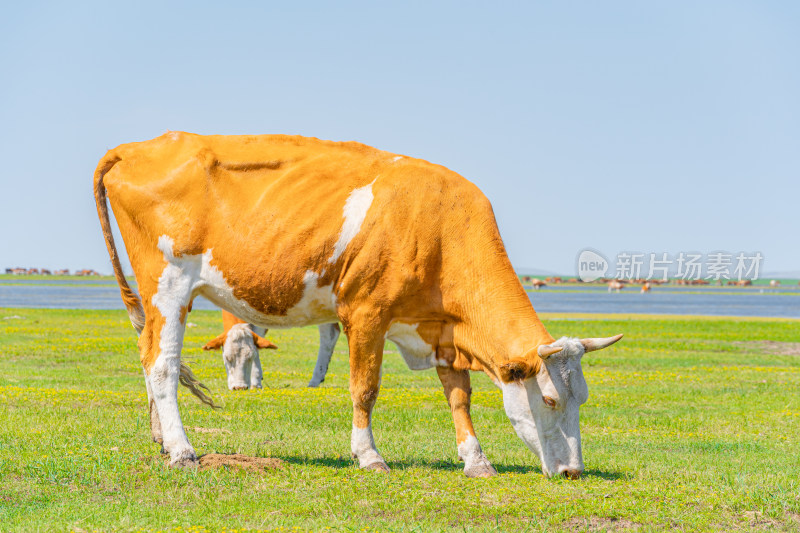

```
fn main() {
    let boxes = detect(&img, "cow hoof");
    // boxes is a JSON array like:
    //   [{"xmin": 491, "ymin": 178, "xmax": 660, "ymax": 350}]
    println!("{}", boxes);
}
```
[
  {"xmin": 363, "ymin": 461, "xmax": 390, "ymax": 473},
  {"xmin": 307, "ymin": 380, "xmax": 323, "ymax": 388},
  {"xmin": 464, "ymin": 463, "xmax": 498, "ymax": 478}
]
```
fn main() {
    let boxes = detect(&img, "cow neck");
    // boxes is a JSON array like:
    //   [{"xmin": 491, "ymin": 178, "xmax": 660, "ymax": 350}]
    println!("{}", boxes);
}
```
[{"xmin": 446, "ymin": 243, "xmax": 555, "ymax": 375}]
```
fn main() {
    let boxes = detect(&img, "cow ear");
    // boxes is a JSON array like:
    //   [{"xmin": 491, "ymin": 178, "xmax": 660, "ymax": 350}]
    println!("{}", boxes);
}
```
[
  {"xmin": 252, "ymin": 332, "xmax": 278, "ymax": 350},
  {"xmin": 499, "ymin": 357, "xmax": 535, "ymax": 383},
  {"xmin": 202, "ymin": 332, "xmax": 227, "ymax": 351}
]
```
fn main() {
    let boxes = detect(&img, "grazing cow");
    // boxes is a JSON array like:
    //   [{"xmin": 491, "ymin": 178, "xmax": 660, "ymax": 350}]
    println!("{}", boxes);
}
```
[
  {"xmin": 530, "ymin": 278, "xmax": 547, "ymax": 290},
  {"xmin": 201, "ymin": 310, "xmax": 278, "ymax": 390},
  {"xmin": 94, "ymin": 132, "xmax": 622, "ymax": 478},
  {"xmin": 608, "ymin": 280, "xmax": 625, "ymax": 292},
  {"xmin": 770, "ymin": 280, "xmax": 780, "ymax": 287},
  {"xmin": 204, "ymin": 310, "xmax": 340, "ymax": 388}
]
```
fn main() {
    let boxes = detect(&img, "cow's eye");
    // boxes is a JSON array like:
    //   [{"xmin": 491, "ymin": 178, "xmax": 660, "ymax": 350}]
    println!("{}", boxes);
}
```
[{"xmin": 542, "ymin": 396, "xmax": 557, "ymax": 408}]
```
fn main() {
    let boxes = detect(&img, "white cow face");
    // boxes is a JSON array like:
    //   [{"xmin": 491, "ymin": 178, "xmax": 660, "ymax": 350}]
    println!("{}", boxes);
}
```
[
  {"xmin": 222, "ymin": 324, "xmax": 259, "ymax": 390},
  {"xmin": 498, "ymin": 335, "xmax": 621, "ymax": 478},
  {"xmin": 203, "ymin": 323, "xmax": 275, "ymax": 390}
]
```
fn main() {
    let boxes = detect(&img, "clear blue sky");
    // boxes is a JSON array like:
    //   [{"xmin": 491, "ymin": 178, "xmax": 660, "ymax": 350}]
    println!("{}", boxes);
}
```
[{"xmin": 1, "ymin": 1, "xmax": 797, "ymax": 275}]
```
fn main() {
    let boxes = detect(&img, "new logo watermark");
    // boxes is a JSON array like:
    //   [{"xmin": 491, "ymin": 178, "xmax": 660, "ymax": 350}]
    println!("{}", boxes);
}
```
[
  {"xmin": 575, "ymin": 249, "xmax": 764, "ymax": 282},
  {"xmin": 576, "ymin": 249, "xmax": 609, "ymax": 282}
]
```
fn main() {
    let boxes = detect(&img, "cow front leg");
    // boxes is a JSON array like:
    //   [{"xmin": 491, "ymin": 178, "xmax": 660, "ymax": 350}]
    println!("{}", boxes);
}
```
[
  {"xmin": 309, "ymin": 323, "xmax": 340, "ymax": 387},
  {"xmin": 346, "ymin": 325, "xmax": 389, "ymax": 472},
  {"xmin": 436, "ymin": 366, "xmax": 497, "ymax": 478},
  {"xmin": 140, "ymin": 305, "xmax": 196, "ymax": 467}
]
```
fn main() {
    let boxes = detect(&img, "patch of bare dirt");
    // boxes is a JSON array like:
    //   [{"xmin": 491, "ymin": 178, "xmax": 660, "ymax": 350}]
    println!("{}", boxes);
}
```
[
  {"xmin": 735, "ymin": 341, "xmax": 800, "ymax": 356},
  {"xmin": 561, "ymin": 517, "xmax": 641, "ymax": 532},
  {"xmin": 198, "ymin": 453, "xmax": 282, "ymax": 473},
  {"xmin": 717, "ymin": 511, "xmax": 800, "ymax": 531},
  {"xmin": 741, "ymin": 511, "xmax": 783, "ymax": 530}
]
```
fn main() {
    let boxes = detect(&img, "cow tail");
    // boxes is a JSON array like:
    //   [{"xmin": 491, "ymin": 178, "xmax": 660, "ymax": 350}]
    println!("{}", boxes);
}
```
[
  {"xmin": 94, "ymin": 153, "xmax": 218, "ymax": 409},
  {"xmin": 93, "ymin": 152, "xmax": 146, "ymax": 334},
  {"xmin": 179, "ymin": 363, "xmax": 220, "ymax": 409}
]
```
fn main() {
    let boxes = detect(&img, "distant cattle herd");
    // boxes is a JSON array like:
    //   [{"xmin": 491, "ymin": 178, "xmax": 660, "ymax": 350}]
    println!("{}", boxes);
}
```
[
  {"xmin": 2, "ymin": 269, "xmax": 788, "ymax": 286},
  {"xmin": 520, "ymin": 276, "xmax": 791, "ymax": 289},
  {"xmin": 4, "ymin": 268, "xmax": 101, "ymax": 276}
]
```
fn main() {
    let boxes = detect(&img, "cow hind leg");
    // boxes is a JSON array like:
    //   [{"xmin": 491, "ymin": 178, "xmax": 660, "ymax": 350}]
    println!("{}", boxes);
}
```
[
  {"xmin": 436, "ymin": 366, "xmax": 497, "ymax": 478},
  {"xmin": 308, "ymin": 323, "xmax": 340, "ymax": 387},
  {"xmin": 346, "ymin": 322, "xmax": 389, "ymax": 472},
  {"xmin": 139, "ymin": 295, "xmax": 197, "ymax": 467},
  {"xmin": 143, "ymin": 369, "xmax": 164, "ymax": 451}
]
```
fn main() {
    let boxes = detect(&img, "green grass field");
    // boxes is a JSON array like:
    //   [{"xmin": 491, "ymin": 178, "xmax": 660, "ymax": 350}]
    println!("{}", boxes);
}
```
[{"xmin": 1, "ymin": 309, "xmax": 798, "ymax": 531}]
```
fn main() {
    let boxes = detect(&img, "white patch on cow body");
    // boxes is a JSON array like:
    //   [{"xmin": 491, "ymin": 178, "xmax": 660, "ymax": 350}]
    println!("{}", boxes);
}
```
[
  {"xmin": 391, "ymin": 156, "xmax": 403, "ymax": 162},
  {"xmin": 386, "ymin": 322, "xmax": 447, "ymax": 370},
  {"xmin": 351, "ymin": 423, "xmax": 385, "ymax": 468},
  {"xmin": 329, "ymin": 180, "xmax": 376, "ymax": 264},
  {"xmin": 155, "ymin": 235, "xmax": 341, "ymax": 331},
  {"xmin": 196, "ymin": 251, "xmax": 337, "ymax": 329}
]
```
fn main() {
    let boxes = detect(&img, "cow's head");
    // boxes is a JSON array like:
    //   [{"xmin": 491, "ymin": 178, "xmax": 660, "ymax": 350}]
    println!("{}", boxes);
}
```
[
  {"xmin": 498, "ymin": 334, "xmax": 622, "ymax": 479},
  {"xmin": 203, "ymin": 324, "xmax": 277, "ymax": 390}
]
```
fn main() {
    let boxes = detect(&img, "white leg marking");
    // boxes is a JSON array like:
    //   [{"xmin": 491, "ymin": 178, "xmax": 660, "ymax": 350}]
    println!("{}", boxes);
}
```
[
  {"xmin": 351, "ymin": 423, "xmax": 386, "ymax": 468},
  {"xmin": 308, "ymin": 323, "xmax": 339, "ymax": 387},
  {"xmin": 149, "ymin": 236, "xmax": 198, "ymax": 465},
  {"xmin": 329, "ymin": 180, "xmax": 376, "ymax": 264},
  {"xmin": 458, "ymin": 435, "xmax": 496, "ymax": 477}
]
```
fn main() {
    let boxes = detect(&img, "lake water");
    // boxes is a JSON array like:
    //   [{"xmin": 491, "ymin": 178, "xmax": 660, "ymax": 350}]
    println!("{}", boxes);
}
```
[{"xmin": 1, "ymin": 280, "xmax": 797, "ymax": 318}]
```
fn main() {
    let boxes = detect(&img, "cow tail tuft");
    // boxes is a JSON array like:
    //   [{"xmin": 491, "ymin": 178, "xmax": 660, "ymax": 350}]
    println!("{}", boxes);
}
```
[{"xmin": 179, "ymin": 362, "xmax": 220, "ymax": 409}]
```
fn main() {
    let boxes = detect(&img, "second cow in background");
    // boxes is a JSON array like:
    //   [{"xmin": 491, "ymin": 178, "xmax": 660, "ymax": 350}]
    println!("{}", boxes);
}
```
[{"xmin": 203, "ymin": 310, "xmax": 340, "ymax": 389}]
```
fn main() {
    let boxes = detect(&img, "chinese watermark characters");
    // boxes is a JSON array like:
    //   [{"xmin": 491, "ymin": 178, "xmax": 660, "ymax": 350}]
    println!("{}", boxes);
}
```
[{"xmin": 576, "ymin": 249, "xmax": 763, "ymax": 282}]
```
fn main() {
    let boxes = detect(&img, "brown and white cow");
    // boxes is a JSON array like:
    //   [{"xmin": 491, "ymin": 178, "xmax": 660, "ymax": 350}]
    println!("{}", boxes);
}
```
[
  {"xmin": 203, "ymin": 310, "xmax": 340, "ymax": 388},
  {"xmin": 608, "ymin": 280, "xmax": 625, "ymax": 292},
  {"xmin": 94, "ymin": 132, "xmax": 622, "ymax": 478}
]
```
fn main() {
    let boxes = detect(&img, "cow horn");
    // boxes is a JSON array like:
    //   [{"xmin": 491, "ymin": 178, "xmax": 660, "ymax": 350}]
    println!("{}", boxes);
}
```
[
  {"xmin": 580, "ymin": 334, "xmax": 624, "ymax": 352},
  {"xmin": 538, "ymin": 345, "xmax": 563, "ymax": 359}
]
